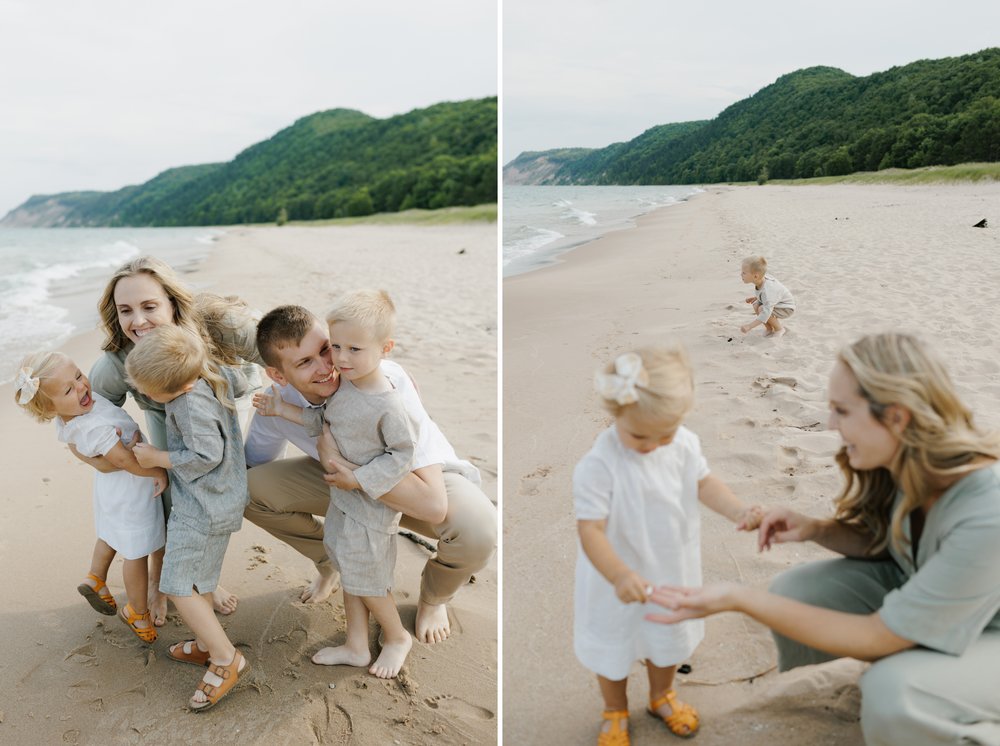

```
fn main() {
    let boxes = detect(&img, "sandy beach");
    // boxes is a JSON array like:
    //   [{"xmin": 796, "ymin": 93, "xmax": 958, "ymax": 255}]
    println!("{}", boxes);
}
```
[
  {"xmin": 0, "ymin": 222, "xmax": 497, "ymax": 744},
  {"xmin": 503, "ymin": 183, "xmax": 1000, "ymax": 744}
]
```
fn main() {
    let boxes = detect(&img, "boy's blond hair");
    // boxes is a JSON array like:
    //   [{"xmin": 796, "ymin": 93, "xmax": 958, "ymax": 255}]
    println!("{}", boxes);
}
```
[
  {"xmin": 326, "ymin": 289, "xmax": 396, "ymax": 342},
  {"xmin": 742, "ymin": 256, "xmax": 768, "ymax": 274},
  {"xmin": 13, "ymin": 350, "xmax": 71, "ymax": 423},
  {"xmin": 597, "ymin": 346, "xmax": 694, "ymax": 425},
  {"xmin": 125, "ymin": 325, "xmax": 234, "ymax": 409}
]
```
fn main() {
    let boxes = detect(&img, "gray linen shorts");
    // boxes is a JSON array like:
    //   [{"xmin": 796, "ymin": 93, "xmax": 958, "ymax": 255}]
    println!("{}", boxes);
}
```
[
  {"xmin": 159, "ymin": 516, "xmax": 232, "ymax": 596},
  {"xmin": 323, "ymin": 506, "xmax": 397, "ymax": 597}
]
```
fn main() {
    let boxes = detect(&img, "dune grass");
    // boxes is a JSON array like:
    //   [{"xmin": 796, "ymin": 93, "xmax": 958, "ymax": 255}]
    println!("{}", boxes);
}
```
[
  {"xmin": 768, "ymin": 163, "xmax": 1000, "ymax": 186},
  {"xmin": 288, "ymin": 203, "xmax": 496, "ymax": 227}
]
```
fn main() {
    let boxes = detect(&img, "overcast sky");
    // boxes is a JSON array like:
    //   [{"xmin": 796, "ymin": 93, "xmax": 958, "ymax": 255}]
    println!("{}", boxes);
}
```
[
  {"xmin": 503, "ymin": 0, "xmax": 1000, "ymax": 164},
  {"xmin": 0, "ymin": 0, "xmax": 497, "ymax": 218}
]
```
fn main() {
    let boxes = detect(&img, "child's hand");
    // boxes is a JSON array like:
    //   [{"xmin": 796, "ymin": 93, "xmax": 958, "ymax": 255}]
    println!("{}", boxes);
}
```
[
  {"xmin": 150, "ymin": 468, "xmax": 169, "ymax": 497},
  {"xmin": 133, "ymin": 442, "xmax": 163, "ymax": 469},
  {"xmin": 740, "ymin": 324, "xmax": 752, "ymax": 334},
  {"xmin": 737, "ymin": 504, "xmax": 765, "ymax": 531},
  {"xmin": 745, "ymin": 296, "xmax": 756, "ymax": 304},
  {"xmin": 323, "ymin": 460, "xmax": 362, "ymax": 492},
  {"xmin": 612, "ymin": 568, "xmax": 652, "ymax": 604},
  {"xmin": 252, "ymin": 387, "xmax": 281, "ymax": 417}
]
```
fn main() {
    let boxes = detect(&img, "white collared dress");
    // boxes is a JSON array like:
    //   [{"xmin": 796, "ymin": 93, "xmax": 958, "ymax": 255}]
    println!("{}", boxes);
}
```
[{"xmin": 573, "ymin": 424, "xmax": 708, "ymax": 680}]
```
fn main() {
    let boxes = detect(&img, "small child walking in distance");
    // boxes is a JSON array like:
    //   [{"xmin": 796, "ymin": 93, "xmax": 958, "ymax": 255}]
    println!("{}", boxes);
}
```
[
  {"xmin": 574, "ymin": 347, "xmax": 764, "ymax": 744},
  {"xmin": 740, "ymin": 255, "xmax": 795, "ymax": 338},
  {"xmin": 14, "ymin": 352, "xmax": 166, "ymax": 644},
  {"xmin": 126, "ymin": 325, "xmax": 251, "ymax": 712}
]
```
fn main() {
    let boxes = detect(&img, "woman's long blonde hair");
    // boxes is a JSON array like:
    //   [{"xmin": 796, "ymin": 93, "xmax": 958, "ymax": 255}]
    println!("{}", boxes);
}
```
[
  {"xmin": 833, "ymin": 333, "xmax": 1000, "ymax": 554},
  {"xmin": 98, "ymin": 256, "xmax": 257, "ymax": 365}
]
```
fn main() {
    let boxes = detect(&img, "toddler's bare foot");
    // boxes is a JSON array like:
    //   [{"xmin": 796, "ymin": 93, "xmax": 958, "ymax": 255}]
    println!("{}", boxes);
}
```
[
  {"xmin": 148, "ymin": 584, "xmax": 167, "ymax": 627},
  {"xmin": 300, "ymin": 567, "xmax": 339, "ymax": 603},
  {"xmin": 772, "ymin": 327, "xmax": 787, "ymax": 339},
  {"xmin": 415, "ymin": 601, "xmax": 451, "ymax": 643},
  {"xmin": 212, "ymin": 586, "xmax": 238, "ymax": 615},
  {"xmin": 369, "ymin": 634, "xmax": 412, "ymax": 679},
  {"xmin": 312, "ymin": 644, "xmax": 371, "ymax": 667}
]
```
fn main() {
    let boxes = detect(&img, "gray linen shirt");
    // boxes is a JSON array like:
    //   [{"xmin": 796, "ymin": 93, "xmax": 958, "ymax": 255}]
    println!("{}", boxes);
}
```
[
  {"xmin": 880, "ymin": 463, "xmax": 1000, "ymax": 655},
  {"xmin": 304, "ymin": 378, "xmax": 415, "ymax": 534},
  {"xmin": 165, "ymin": 367, "xmax": 250, "ymax": 535}
]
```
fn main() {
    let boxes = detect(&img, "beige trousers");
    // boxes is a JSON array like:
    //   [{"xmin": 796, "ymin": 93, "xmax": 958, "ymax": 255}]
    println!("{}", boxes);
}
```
[{"xmin": 245, "ymin": 457, "xmax": 497, "ymax": 605}]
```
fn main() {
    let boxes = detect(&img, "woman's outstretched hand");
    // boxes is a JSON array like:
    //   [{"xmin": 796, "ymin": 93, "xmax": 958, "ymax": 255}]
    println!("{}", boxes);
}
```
[
  {"xmin": 757, "ymin": 507, "xmax": 818, "ymax": 552},
  {"xmin": 644, "ymin": 583, "xmax": 739, "ymax": 624}
]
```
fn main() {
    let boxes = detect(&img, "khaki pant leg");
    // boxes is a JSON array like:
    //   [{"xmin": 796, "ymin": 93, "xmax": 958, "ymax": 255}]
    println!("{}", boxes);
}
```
[
  {"xmin": 245, "ymin": 457, "xmax": 332, "ymax": 568},
  {"xmin": 399, "ymin": 472, "xmax": 497, "ymax": 606},
  {"xmin": 768, "ymin": 557, "xmax": 905, "ymax": 670},
  {"xmin": 860, "ymin": 632, "xmax": 1000, "ymax": 745}
]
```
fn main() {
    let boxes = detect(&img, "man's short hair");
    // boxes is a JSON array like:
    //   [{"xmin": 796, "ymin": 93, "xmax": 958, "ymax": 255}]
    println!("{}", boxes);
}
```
[{"xmin": 256, "ymin": 305, "xmax": 320, "ymax": 368}]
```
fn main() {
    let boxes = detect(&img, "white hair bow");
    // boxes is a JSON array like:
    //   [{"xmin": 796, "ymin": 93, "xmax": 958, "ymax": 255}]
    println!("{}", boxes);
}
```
[
  {"xmin": 595, "ymin": 353, "xmax": 644, "ymax": 405},
  {"xmin": 14, "ymin": 367, "xmax": 40, "ymax": 405}
]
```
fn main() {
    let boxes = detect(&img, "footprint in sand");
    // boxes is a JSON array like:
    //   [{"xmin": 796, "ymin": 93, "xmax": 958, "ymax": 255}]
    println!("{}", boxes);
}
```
[
  {"xmin": 423, "ymin": 694, "xmax": 495, "ymax": 720},
  {"xmin": 519, "ymin": 465, "xmax": 552, "ymax": 497}
]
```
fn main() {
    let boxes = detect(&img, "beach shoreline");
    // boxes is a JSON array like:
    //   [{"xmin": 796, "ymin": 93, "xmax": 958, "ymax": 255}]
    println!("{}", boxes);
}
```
[
  {"xmin": 503, "ymin": 182, "xmax": 1000, "ymax": 744},
  {"xmin": 1, "ymin": 221, "xmax": 498, "ymax": 744}
]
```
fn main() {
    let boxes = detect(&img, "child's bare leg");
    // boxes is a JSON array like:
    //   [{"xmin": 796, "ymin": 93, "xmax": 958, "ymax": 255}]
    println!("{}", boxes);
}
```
[
  {"xmin": 312, "ymin": 591, "xmax": 372, "ymax": 667},
  {"xmin": 86, "ymin": 539, "xmax": 116, "ymax": 586},
  {"xmin": 148, "ymin": 547, "xmax": 168, "ymax": 626},
  {"xmin": 170, "ymin": 591, "xmax": 243, "ymax": 706},
  {"xmin": 364, "ymin": 594, "xmax": 412, "ymax": 679},
  {"xmin": 597, "ymin": 675, "xmax": 629, "ymax": 735},
  {"xmin": 121, "ymin": 557, "xmax": 152, "ymax": 632},
  {"xmin": 301, "ymin": 562, "xmax": 339, "ymax": 603},
  {"xmin": 211, "ymin": 584, "xmax": 239, "ymax": 616},
  {"xmin": 764, "ymin": 315, "xmax": 785, "ymax": 338},
  {"xmin": 647, "ymin": 662, "xmax": 697, "ymax": 736}
]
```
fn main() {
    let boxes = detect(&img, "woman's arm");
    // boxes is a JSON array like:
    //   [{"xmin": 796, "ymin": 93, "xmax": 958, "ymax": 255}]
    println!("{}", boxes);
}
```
[
  {"xmin": 647, "ymin": 582, "xmax": 915, "ymax": 662},
  {"xmin": 758, "ymin": 507, "xmax": 878, "ymax": 558},
  {"xmin": 578, "ymin": 519, "xmax": 650, "ymax": 604}
]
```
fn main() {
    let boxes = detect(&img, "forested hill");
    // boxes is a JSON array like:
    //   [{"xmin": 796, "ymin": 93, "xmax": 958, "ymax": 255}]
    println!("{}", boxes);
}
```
[
  {"xmin": 3, "ymin": 98, "xmax": 497, "ymax": 227},
  {"xmin": 503, "ymin": 48, "xmax": 1000, "ymax": 185}
]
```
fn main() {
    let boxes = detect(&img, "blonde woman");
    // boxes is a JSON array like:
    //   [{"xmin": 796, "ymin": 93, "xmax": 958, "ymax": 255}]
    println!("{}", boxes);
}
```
[
  {"xmin": 648, "ymin": 333, "xmax": 1000, "ymax": 744},
  {"xmin": 81, "ymin": 256, "xmax": 262, "ymax": 625}
]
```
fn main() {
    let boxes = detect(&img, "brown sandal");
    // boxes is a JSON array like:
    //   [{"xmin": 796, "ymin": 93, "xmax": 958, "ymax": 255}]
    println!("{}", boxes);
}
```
[
  {"xmin": 118, "ymin": 602, "xmax": 157, "ymax": 643},
  {"xmin": 168, "ymin": 640, "xmax": 211, "ymax": 667},
  {"xmin": 648, "ymin": 690, "xmax": 699, "ymax": 738},
  {"xmin": 598, "ymin": 709, "xmax": 630, "ymax": 746},
  {"xmin": 189, "ymin": 650, "xmax": 250, "ymax": 712},
  {"xmin": 78, "ymin": 574, "xmax": 117, "ymax": 615}
]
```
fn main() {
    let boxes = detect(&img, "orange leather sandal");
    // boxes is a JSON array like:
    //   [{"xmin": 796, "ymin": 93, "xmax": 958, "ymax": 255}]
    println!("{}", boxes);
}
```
[
  {"xmin": 648, "ymin": 690, "xmax": 699, "ymax": 738},
  {"xmin": 598, "ymin": 709, "xmax": 630, "ymax": 746},
  {"xmin": 189, "ymin": 650, "xmax": 250, "ymax": 712},
  {"xmin": 168, "ymin": 640, "xmax": 211, "ymax": 667},
  {"xmin": 77, "ymin": 574, "xmax": 117, "ymax": 615},
  {"xmin": 118, "ymin": 602, "xmax": 157, "ymax": 643}
]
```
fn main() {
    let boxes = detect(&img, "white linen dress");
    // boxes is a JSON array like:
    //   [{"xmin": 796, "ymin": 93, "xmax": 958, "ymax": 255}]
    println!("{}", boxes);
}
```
[
  {"xmin": 56, "ymin": 394, "xmax": 165, "ymax": 560},
  {"xmin": 573, "ymin": 424, "xmax": 708, "ymax": 680}
]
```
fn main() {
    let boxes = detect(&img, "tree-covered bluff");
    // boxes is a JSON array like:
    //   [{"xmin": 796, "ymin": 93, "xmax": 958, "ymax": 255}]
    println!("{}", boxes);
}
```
[
  {"xmin": 2, "ymin": 98, "xmax": 497, "ymax": 227},
  {"xmin": 504, "ymin": 48, "xmax": 1000, "ymax": 185}
]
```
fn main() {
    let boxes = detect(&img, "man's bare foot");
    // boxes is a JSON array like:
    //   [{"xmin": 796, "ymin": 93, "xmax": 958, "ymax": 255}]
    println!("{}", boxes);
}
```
[
  {"xmin": 312, "ymin": 644, "xmax": 371, "ymax": 667},
  {"xmin": 300, "ymin": 567, "xmax": 340, "ymax": 603},
  {"xmin": 415, "ymin": 601, "xmax": 451, "ymax": 643},
  {"xmin": 212, "ymin": 586, "xmax": 238, "ymax": 615},
  {"xmin": 148, "ymin": 584, "xmax": 167, "ymax": 627},
  {"xmin": 369, "ymin": 634, "xmax": 412, "ymax": 679}
]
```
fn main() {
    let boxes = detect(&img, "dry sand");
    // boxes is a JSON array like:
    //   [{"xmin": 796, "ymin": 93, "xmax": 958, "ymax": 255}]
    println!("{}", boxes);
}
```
[
  {"xmin": 503, "ymin": 183, "xmax": 1000, "ymax": 744},
  {"xmin": 0, "ymin": 222, "xmax": 497, "ymax": 744}
]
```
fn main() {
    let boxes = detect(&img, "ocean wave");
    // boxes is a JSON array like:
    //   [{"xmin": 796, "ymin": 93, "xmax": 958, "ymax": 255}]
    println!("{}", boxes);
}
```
[{"xmin": 502, "ymin": 225, "xmax": 564, "ymax": 264}]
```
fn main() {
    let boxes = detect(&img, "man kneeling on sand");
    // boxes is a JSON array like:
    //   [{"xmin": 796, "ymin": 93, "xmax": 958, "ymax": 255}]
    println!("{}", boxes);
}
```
[{"xmin": 243, "ymin": 305, "xmax": 497, "ymax": 644}]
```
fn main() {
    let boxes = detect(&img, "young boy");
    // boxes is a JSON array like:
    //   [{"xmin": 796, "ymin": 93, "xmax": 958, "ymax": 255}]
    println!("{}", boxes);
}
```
[
  {"xmin": 253, "ymin": 290, "xmax": 428, "ymax": 678},
  {"xmin": 126, "ymin": 325, "xmax": 251, "ymax": 711},
  {"xmin": 740, "ymin": 255, "xmax": 796, "ymax": 338}
]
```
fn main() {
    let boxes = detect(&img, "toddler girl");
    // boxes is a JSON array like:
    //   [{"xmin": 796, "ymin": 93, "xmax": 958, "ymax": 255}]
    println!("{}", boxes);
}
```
[
  {"xmin": 574, "ymin": 347, "xmax": 763, "ymax": 744},
  {"xmin": 125, "ymin": 325, "xmax": 251, "ymax": 712},
  {"xmin": 14, "ymin": 352, "xmax": 166, "ymax": 643}
]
